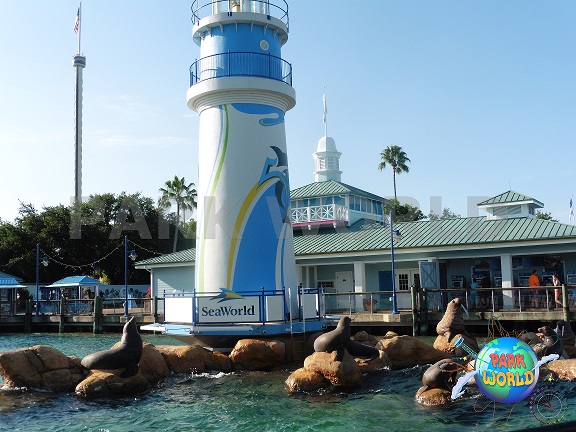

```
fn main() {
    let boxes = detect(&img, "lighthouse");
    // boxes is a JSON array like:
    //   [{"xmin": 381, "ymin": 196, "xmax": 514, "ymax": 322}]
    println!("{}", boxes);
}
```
[{"xmin": 187, "ymin": 1, "xmax": 298, "ymax": 312}]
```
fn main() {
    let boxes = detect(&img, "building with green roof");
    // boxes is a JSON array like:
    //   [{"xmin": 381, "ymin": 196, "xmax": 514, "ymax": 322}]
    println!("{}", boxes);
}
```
[{"xmin": 137, "ymin": 131, "xmax": 576, "ymax": 314}]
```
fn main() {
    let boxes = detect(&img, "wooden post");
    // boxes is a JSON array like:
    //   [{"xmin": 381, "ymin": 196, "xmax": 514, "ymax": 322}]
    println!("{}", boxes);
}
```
[
  {"xmin": 93, "ymin": 296, "xmax": 103, "ymax": 334},
  {"xmin": 562, "ymin": 284, "xmax": 570, "ymax": 324},
  {"xmin": 411, "ymin": 285, "xmax": 419, "ymax": 336},
  {"xmin": 153, "ymin": 296, "xmax": 158, "ymax": 322},
  {"xmin": 24, "ymin": 298, "xmax": 32, "ymax": 332},
  {"xmin": 59, "ymin": 297, "xmax": 65, "ymax": 333},
  {"xmin": 420, "ymin": 289, "xmax": 429, "ymax": 335}
]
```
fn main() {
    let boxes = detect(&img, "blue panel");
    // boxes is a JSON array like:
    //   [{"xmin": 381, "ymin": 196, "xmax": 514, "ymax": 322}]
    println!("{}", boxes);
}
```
[{"xmin": 201, "ymin": 23, "xmax": 281, "ymax": 57}]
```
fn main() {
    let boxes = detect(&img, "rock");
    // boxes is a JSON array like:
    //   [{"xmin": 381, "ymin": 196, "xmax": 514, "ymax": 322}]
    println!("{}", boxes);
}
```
[
  {"xmin": 156, "ymin": 345, "xmax": 231, "ymax": 374},
  {"xmin": 0, "ymin": 345, "xmax": 84, "ymax": 392},
  {"xmin": 138, "ymin": 343, "xmax": 170, "ymax": 382},
  {"xmin": 285, "ymin": 368, "xmax": 328, "ymax": 393},
  {"xmin": 433, "ymin": 333, "xmax": 479, "ymax": 357},
  {"xmin": 205, "ymin": 351, "xmax": 233, "ymax": 372},
  {"xmin": 303, "ymin": 350, "xmax": 361, "ymax": 387},
  {"xmin": 376, "ymin": 335, "xmax": 450, "ymax": 369},
  {"xmin": 229, "ymin": 339, "xmax": 286, "ymax": 371},
  {"xmin": 75, "ymin": 370, "xmax": 149, "ymax": 399},
  {"xmin": 355, "ymin": 351, "xmax": 391, "ymax": 374},
  {"xmin": 415, "ymin": 386, "xmax": 453, "ymax": 406},
  {"xmin": 546, "ymin": 359, "xmax": 576, "ymax": 380}
]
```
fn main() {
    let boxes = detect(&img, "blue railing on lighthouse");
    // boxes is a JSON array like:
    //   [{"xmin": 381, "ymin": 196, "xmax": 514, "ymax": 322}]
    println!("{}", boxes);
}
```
[
  {"xmin": 191, "ymin": 0, "xmax": 289, "ymax": 30},
  {"xmin": 190, "ymin": 51, "xmax": 293, "ymax": 86}
]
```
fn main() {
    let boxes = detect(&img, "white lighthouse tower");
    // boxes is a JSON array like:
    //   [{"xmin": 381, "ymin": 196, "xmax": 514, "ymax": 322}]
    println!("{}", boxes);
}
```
[{"xmin": 187, "ymin": 1, "xmax": 298, "ymax": 311}]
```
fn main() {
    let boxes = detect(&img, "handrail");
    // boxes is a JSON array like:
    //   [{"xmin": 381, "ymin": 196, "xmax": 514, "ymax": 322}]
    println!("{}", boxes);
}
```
[
  {"xmin": 190, "ymin": 51, "xmax": 292, "ymax": 86},
  {"xmin": 292, "ymin": 204, "xmax": 348, "ymax": 224},
  {"xmin": 191, "ymin": 0, "xmax": 289, "ymax": 30}
]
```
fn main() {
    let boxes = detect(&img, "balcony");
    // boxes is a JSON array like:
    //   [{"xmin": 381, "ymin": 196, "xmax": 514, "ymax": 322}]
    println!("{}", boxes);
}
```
[
  {"xmin": 292, "ymin": 204, "xmax": 349, "ymax": 227},
  {"xmin": 190, "ymin": 52, "xmax": 292, "ymax": 86},
  {"xmin": 191, "ymin": 0, "xmax": 289, "ymax": 30}
]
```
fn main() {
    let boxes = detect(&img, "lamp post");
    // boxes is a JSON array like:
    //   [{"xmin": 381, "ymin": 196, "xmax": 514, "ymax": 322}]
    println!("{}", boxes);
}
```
[
  {"xmin": 390, "ymin": 211, "xmax": 402, "ymax": 315},
  {"xmin": 35, "ymin": 243, "xmax": 49, "ymax": 316},
  {"xmin": 124, "ymin": 235, "xmax": 137, "ymax": 317}
]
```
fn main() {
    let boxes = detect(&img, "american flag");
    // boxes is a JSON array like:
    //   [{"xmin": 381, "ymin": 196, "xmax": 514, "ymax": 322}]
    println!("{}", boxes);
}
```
[
  {"xmin": 570, "ymin": 196, "xmax": 574, "ymax": 223},
  {"xmin": 74, "ymin": 7, "xmax": 80, "ymax": 33}
]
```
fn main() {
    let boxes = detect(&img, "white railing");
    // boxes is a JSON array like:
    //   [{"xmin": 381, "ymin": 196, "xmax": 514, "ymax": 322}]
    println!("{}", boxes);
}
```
[{"xmin": 291, "ymin": 204, "xmax": 348, "ymax": 225}]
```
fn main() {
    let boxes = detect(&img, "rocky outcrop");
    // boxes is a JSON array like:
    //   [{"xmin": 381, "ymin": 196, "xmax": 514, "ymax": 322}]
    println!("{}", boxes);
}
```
[
  {"xmin": 285, "ymin": 368, "xmax": 327, "ymax": 393},
  {"xmin": 0, "ymin": 345, "xmax": 84, "ymax": 392},
  {"xmin": 303, "ymin": 350, "xmax": 362, "ymax": 387},
  {"xmin": 75, "ymin": 369, "xmax": 150, "ymax": 399},
  {"xmin": 229, "ymin": 339, "xmax": 286, "ymax": 371},
  {"xmin": 156, "ymin": 345, "xmax": 232, "ymax": 374},
  {"xmin": 376, "ymin": 335, "xmax": 450, "ymax": 369},
  {"xmin": 546, "ymin": 359, "xmax": 576, "ymax": 380},
  {"xmin": 415, "ymin": 387, "xmax": 453, "ymax": 406}
]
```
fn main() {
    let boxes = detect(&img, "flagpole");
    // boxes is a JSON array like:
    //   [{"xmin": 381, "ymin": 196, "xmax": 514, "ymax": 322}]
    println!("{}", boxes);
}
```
[
  {"xmin": 322, "ymin": 89, "xmax": 327, "ymax": 138},
  {"xmin": 78, "ymin": 1, "xmax": 82, "ymax": 54}
]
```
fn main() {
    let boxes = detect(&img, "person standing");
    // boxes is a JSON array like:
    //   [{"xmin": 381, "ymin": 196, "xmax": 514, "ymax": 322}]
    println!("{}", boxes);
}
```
[
  {"xmin": 553, "ymin": 273, "xmax": 562, "ymax": 308},
  {"xmin": 528, "ymin": 270, "xmax": 541, "ymax": 308}
]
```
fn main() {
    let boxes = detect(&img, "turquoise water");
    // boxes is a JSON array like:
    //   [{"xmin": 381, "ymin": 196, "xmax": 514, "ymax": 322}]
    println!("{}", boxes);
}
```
[{"xmin": 1, "ymin": 333, "xmax": 574, "ymax": 431}]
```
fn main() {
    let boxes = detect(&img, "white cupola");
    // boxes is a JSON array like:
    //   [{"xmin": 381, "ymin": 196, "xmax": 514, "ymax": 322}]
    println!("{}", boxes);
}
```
[{"xmin": 313, "ymin": 136, "xmax": 342, "ymax": 182}]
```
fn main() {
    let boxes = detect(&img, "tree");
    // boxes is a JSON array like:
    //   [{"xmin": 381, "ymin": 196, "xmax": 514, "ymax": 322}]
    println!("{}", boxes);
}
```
[
  {"xmin": 159, "ymin": 176, "xmax": 197, "ymax": 252},
  {"xmin": 378, "ymin": 146, "xmax": 411, "ymax": 200},
  {"xmin": 384, "ymin": 199, "xmax": 426, "ymax": 222},
  {"xmin": 536, "ymin": 211, "xmax": 558, "ymax": 222},
  {"xmin": 429, "ymin": 208, "xmax": 461, "ymax": 221}
]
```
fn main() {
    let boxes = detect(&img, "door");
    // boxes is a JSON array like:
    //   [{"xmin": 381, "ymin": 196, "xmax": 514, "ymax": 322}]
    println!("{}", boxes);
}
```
[
  {"xmin": 395, "ymin": 270, "xmax": 419, "ymax": 309},
  {"xmin": 335, "ymin": 271, "xmax": 354, "ymax": 310}
]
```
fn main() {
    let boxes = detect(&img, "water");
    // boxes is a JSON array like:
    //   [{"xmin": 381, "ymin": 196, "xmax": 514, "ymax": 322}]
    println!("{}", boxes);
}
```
[{"xmin": 1, "ymin": 333, "xmax": 574, "ymax": 431}]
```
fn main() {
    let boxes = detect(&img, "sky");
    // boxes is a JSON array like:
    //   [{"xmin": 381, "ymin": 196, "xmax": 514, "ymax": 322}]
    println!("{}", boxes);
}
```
[{"xmin": 1, "ymin": 1, "xmax": 575, "ymax": 224}]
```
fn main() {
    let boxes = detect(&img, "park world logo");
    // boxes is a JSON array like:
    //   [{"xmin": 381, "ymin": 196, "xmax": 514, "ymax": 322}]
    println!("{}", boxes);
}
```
[{"xmin": 451, "ymin": 336, "xmax": 558, "ymax": 404}]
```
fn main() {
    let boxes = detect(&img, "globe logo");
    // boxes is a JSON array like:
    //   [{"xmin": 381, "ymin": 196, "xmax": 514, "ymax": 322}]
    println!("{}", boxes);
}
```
[{"xmin": 475, "ymin": 337, "xmax": 539, "ymax": 404}]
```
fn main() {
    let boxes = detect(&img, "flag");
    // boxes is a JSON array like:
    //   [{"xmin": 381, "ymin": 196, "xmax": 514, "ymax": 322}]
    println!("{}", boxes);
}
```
[
  {"xmin": 74, "ymin": 6, "xmax": 80, "ymax": 33},
  {"xmin": 322, "ymin": 92, "xmax": 327, "ymax": 124},
  {"xmin": 570, "ymin": 196, "xmax": 574, "ymax": 223}
]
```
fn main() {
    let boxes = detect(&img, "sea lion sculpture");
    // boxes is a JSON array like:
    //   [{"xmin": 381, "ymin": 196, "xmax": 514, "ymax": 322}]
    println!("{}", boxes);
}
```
[
  {"xmin": 554, "ymin": 320, "xmax": 576, "ymax": 347},
  {"xmin": 533, "ymin": 326, "xmax": 563, "ymax": 358},
  {"xmin": 313, "ymin": 316, "xmax": 379, "ymax": 361},
  {"xmin": 81, "ymin": 317, "xmax": 143, "ymax": 378},
  {"xmin": 421, "ymin": 359, "xmax": 462, "ymax": 392},
  {"xmin": 436, "ymin": 297, "xmax": 473, "ymax": 343}
]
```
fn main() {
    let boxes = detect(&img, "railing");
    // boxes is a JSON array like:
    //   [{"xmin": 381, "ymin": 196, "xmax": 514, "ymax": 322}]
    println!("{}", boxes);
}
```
[
  {"xmin": 0, "ymin": 297, "xmax": 160, "ymax": 318},
  {"xmin": 190, "ymin": 51, "xmax": 292, "ymax": 86},
  {"xmin": 191, "ymin": 0, "xmax": 289, "ymax": 29},
  {"xmin": 292, "ymin": 204, "xmax": 348, "ymax": 225},
  {"xmin": 322, "ymin": 285, "xmax": 576, "ymax": 315}
]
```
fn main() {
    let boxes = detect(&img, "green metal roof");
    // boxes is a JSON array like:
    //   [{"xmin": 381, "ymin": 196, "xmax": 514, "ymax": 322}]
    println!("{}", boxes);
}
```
[
  {"xmin": 136, "ymin": 248, "xmax": 196, "ymax": 266},
  {"xmin": 477, "ymin": 190, "xmax": 543, "ymax": 207},
  {"xmin": 135, "ymin": 217, "xmax": 576, "ymax": 265},
  {"xmin": 290, "ymin": 181, "xmax": 387, "ymax": 202},
  {"xmin": 293, "ymin": 216, "xmax": 576, "ymax": 255}
]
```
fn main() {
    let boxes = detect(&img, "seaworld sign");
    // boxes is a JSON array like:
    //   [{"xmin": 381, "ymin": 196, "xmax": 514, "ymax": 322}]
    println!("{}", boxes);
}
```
[{"xmin": 197, "ymin": 296, "xmax": 261, "ymax": 324}]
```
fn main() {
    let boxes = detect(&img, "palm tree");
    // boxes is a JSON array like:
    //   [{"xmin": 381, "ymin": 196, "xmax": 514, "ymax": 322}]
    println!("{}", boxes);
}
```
[
  {"xmin": 378, "ymin": 146, "xmax": 411, "ymax": 200},
  {"xmin": 159, "ymin": 176, "xmax": 197, "ymax": 252}
]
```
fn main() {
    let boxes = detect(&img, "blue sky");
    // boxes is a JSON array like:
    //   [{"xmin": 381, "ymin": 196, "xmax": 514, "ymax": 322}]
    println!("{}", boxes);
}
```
[{"xmin": 1, "ymin": 1, "xmax": 575, "ymax": 224}]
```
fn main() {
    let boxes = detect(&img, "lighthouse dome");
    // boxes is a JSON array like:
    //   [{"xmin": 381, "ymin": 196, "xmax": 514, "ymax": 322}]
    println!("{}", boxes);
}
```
[{"xmin": 316, "ymin": 136, "xmax": 338, "ymax": 152}]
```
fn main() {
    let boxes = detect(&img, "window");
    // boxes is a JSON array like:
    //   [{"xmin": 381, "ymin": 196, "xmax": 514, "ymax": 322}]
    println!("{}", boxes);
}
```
[{"xmin": 398, "ymin": 273, "xmax": 410, "ymax": 291}]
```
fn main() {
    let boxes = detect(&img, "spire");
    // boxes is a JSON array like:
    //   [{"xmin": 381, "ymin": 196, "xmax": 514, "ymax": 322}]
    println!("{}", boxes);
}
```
[{"xmin": 314, "ymin": 91, "xmax": 342, "ymax": 182}]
